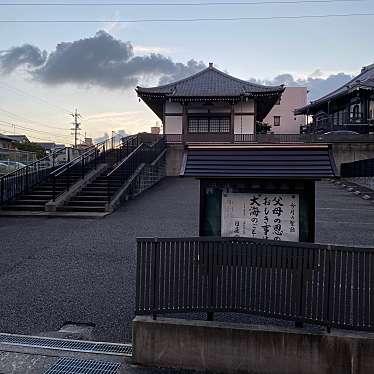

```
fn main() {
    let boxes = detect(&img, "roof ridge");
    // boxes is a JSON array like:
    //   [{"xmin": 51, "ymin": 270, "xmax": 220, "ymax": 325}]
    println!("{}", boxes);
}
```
[
  {"xmin": 210, "ymin": 66, "xmax": 283, "ymax": 90},
  {"xmin": 309, "ymin": 64, "xmax": 374, "ymax": 106},
  {"xmin": 136, "ymin": 66, "xmax": 210, "ymax": 91},
  {"xmin": 137, "ymin": 65, "xmax": 284, "ymax": 92}
]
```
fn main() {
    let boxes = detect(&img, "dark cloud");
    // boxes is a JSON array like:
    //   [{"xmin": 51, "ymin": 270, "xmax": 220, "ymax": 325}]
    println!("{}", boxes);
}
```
[
  {"xmin": 249, "ymin": 72, "xmax": 353, "ymax": 101},
  {"xmin": 0, "ymin": 44, "xmax": 47, "ymax": 74},
  {"xmin": 0, "ymin": 31, "xmax": 205, "ymax": 89}
]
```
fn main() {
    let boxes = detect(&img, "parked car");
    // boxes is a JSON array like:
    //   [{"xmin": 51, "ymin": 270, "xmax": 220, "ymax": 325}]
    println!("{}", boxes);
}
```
[
  {"xmin": 320, "ymin": 130, "xmax": 360, "ymax": 136},
  {"xmin": 0, "ymin": 161, "xmax": 26, "ymax": 175}
]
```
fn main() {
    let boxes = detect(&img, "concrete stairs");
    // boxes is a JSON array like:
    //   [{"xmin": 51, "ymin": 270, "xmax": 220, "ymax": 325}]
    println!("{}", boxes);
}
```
[
  {"xmin": 58, "ymin": 168, "xmax": 123, "ymax": 213},
  {"xmin": 1, "ymin": 171, "xmax": 83, "ymax": 212}
]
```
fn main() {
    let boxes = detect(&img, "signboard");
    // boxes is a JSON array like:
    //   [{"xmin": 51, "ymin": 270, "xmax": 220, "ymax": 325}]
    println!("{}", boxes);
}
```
[{"xmin": 221, "ymin": 193, "xmax": 299, "ymax": 242}]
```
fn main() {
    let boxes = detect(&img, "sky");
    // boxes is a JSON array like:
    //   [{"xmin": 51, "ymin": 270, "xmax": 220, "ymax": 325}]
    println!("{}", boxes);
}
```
[{"xmin": 0, "ymin": 0, "xmax": 373, "ymax": 145}]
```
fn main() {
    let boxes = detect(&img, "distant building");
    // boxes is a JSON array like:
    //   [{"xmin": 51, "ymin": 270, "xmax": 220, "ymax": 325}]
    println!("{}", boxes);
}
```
[
  {"xmin": 36, "ymin": 142, "xmax": 65, "ymax": 154},
  {"xmin": 0, "ymin": 134, "xmax": 17, "ymax": 150},
  {"xmin": 151, "ymin": 126, "xmax": 161, "ymax": 135},
  {"xmin": 263, "ymin": 87, "xmax": 307, "ymax": 134},
  {"xmin": 296, "ymin": 63, "xmax": 374, "ymax": 134},
  {"xmin": 136, "ymin": 63, "xmax": 284, "ymax": 143},
  {"xmin": 6, "ymin": 135, "xmax": 30, "ymax": 144}
]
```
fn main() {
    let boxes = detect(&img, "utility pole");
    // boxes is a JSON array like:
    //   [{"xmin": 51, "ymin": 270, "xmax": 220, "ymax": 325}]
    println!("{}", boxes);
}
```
[{"xmin": 70, "ymin": 109, "xmax": 82, "ymax": 148}]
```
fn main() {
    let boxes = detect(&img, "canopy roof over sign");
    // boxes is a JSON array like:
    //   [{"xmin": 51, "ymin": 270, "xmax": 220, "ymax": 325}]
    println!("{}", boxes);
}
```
[
  {"xmin": 136, "ymin": 63, "xmax": 285, "ymax": 121},
  {"xmin": 181, "ymin": 144, "xmax": 337, "ymax": 179},
  {"xmin": 296, "ymin": 63, "xmax": 374, "ymax": 115}
]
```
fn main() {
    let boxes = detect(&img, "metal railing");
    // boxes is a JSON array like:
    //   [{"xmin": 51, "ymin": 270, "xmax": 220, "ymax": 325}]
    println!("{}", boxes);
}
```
[
  {"xmin": 136, "ymin": 237, "xmax": 374, "ymax": 332},
  {"xmin": 49, "ymin": 134, "xmax": 128, "ymax": 201},
  {"xmin": 106, "ymin": 136, "xmax": 166, "ymax": 202},
  {"xmin": 341, "ymin": 158, "xmax": 374, "ymax": 177},
  {"xmin": 0, "ymin": 147, "xmax": 69, "ymax": 205},
  {"xmin": 165, "ymin": 133, "xmax": 374, "ymax": 144},
  {"xmin": 0, "ymin": 147, "xmax": 37, "ymax": 165}
]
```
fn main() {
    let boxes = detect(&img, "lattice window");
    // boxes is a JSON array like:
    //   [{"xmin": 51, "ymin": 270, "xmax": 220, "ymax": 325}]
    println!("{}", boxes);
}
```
[{"xmin": 188, "ymin": 117, "xmax": 230, "ymax": 133}]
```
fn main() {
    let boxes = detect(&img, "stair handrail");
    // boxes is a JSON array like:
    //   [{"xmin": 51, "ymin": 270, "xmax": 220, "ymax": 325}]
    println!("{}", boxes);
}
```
[
  {"xmin": 48, "ymin": 133, "xmax": 136, "ymax": 201},
  {"xmin": 0, "ymin": 146, "xmax": 70, "ymax": 205},
  {"xmin": 106, "ymin": 136, "xmax": 166, "ymax": 202}
]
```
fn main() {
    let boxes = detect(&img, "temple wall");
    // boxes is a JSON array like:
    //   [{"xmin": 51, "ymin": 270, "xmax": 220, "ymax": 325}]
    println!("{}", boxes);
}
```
[
  {"xmin": 234, "ymin": 100, "xmax": 255, "ymax": 134},
  {"xmin": 165, "ymin": 102, "xmax": 183, "ymax": 134}
]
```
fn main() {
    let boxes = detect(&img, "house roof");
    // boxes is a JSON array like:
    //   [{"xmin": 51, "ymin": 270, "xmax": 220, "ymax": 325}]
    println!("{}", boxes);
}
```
[
  {"xmin": 6, "ymin": 135, "xmax": 30, "ymax": 143},
  {"xmin": 0, "ymin": 134, "xmax": 16, "ymax": 142},
  {"xmin": 137, "ymin": 64, "xmax": 284, "ymax": 98},
  {"xmin": 181, "ymin": 144, "xmax": 336, "ymax": 178},
  {"xmin": 296, "ymin": 63, "xmax": 374, "ymax": 114},
  {"xmin": 136, "ymin": 64, "xmax": 284, "ymax": 121}
]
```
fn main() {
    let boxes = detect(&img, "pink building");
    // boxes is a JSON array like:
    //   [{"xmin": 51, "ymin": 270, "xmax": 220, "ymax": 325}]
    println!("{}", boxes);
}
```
[{"xmin": 264, "ymin": 87, "xmax": 307, "ymax": 134}]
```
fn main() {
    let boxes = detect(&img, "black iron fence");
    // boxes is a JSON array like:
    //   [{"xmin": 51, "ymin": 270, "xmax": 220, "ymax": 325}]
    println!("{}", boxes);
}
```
[
  {"xmin": 0, "ymin": 146, "xmax": 68, "ymax": 205},
  {"xmin": 136, "ymin": 237, "xmax": 374, "ymax": 332},
  {"xmin": 341, "ymin": 158, "xmax": 374, "ymax": 177},
  {"xmin": 106, "ymin": 136, "xmax": 166, "ymax": 202}
]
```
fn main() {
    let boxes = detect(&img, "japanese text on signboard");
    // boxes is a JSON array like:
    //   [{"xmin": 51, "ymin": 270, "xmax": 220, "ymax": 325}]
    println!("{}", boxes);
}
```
[{"xmin": 221, "ymin": 193, "xmax": 299, "ymax": 242}]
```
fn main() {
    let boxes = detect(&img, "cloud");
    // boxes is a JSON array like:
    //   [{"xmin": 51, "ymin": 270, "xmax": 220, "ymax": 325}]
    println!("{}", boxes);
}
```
[
  {"xmin": 0, "ymin": 31, "xmax": 206, "ymax": 90},
  {"xmin": 249, "ymin": 72, "xmax": 354, "ymax": 101},
  {"xmin": 0, "ymin": 44, "xmax": 47, "ymax": 74},
  {"xmin": 94, "ymin": 128, "xmax": 129, "ymax": 144}
]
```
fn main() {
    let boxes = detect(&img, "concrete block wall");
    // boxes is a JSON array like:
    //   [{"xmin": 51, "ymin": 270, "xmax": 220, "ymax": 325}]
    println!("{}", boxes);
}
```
[{"xmin": 133, "ymin": 316, "xmax": 374, "ymax": 374}]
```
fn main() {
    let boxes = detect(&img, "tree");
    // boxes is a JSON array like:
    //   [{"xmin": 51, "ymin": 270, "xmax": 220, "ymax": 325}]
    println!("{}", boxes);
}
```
[
  {"xmin": 16, "ymin": 142, "xmax": 46, "ymax": 159},
  {"xmin": 256, "ymin": 121, "xmax": 272, "ymax": 134}
]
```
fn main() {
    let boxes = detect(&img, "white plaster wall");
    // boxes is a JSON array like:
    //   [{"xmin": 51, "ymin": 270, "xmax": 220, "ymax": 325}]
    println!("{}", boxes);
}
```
[
  {"xmin": 165, "ymin": 116, "xmax": 182, "ymax": 134},
  {"xmin": 263, "ymin": 87, "xmax": 307, "ymax": 134},
  {"xmin": 369, "ymin": 101, "xmax": 374, "ymax": 119},
  {"xmin": 234, "ymin": 115, "xmax": 254, "ymax": 134},
  {"xmin": 234, "ymin": 100, "xmax": 255, "ymax": 113},
  {"xmin": 165, "ymin": 102, "xmax": 183, "ymax": 113}
]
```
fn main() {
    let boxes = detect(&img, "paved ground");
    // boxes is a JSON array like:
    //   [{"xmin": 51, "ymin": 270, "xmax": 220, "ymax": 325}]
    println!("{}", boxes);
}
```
[{"xmin": 0, "ymin": 178, "xmax": 374, "ymax": 344}]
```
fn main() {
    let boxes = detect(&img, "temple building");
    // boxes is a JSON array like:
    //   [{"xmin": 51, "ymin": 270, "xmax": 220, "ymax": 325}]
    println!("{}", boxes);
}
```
[
  {"xmin": 296, "ymin": 63, "xmax": 374, "ymax": 134},
  {"xmin": 136, "ymin": 63, "xmax": 284, "ymax": 143}
]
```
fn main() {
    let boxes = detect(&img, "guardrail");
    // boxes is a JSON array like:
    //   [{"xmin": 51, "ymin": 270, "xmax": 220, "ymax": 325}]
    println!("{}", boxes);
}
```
[
  {"xmin": 136, "ymin": 237, "xmax": 374, "ymax": 332},
  {"xmin": 0, "ymin": 147, "xmax": 69, "ymax": 205}
]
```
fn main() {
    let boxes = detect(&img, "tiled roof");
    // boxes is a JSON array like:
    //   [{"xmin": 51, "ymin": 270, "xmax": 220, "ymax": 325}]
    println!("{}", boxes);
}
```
[
  {"xmin": 137, "ymin": 65, "xmax": 284, "ymax": 98},
  {"xmin": 0, "ymin": 134, "xmax": 16, "ymax": 142},
  {"xmin": 296, "ymin": 63, "xmax": 374, "ymax": 114},
  {"xmin": 181, "ymin": 145, "xmax": 336, "ymax": 178}
]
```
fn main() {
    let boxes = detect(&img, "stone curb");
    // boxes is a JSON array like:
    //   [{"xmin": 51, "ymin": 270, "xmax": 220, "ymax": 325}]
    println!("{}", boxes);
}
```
[{"xmin": 327, "ymin": 178, "xmax": 374, "ymax": 202}]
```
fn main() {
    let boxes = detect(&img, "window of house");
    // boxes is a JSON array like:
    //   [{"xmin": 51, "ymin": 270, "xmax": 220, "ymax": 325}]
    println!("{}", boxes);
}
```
[
  {"xmin": 188, "ymin": 117, "xmax": 230, "ymax": 133},
  {"xmin": 273, "ymin": 116, "xmax": 281, "ymax": 127},
  {"xmin": 351, "ymin": 104, "xmax": 360, "ymax": 119}
]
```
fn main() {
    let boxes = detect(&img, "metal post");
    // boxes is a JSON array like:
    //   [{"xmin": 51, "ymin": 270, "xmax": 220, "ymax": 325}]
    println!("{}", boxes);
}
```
[
  {"xmin": 0, "ymin": 177, "xmax": 4, "ymax": 205},
  {"xmin": 151, "ymin": 238, "xmax": 159, "ymax": 320},
  {"xmin": 25, "ymin": 165, "xmax": 29, "ymax": 193}
]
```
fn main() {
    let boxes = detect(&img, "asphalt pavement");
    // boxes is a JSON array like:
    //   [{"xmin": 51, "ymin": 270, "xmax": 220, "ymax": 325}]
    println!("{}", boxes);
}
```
[{"xmin": 0, "ymin": 178, "xmax": 373, "ymax": 343}]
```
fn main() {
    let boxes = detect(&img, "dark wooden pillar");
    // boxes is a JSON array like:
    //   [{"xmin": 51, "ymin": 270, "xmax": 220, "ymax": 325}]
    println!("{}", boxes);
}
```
[
  {"xmin": 231, "ymin": 102, "xmax": 235, "ymax": 143},
  {"xmin": 182, "ymin": 102, "xmax": 188, "ymax": 144}
]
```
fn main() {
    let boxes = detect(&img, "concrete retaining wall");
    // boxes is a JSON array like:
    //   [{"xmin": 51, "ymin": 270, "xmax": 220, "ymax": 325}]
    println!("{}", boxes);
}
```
[
  {"xmin": 332, "ymin": 143, "xmax": 374, "ymax": 173},
  {"xmin": 133, "ymin": 316, "xmax": 374, "ymax": 374}
]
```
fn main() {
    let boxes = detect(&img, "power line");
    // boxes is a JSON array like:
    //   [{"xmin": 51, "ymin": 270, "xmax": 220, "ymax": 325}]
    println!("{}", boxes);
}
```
[
  {"xmin": 0, "ymin": 120, "xmax": 71, "ymax": 141},
  {"xmin": 0, "ymin": 0, "xmax": 364, "ymax": 5},
  {"xmin": 0, "ymin": 12, "xmax": 372, "ymax": 22},
  {"xmin": 0, "ymin": 81, "xmax": 71, "ymax": 115},
  {"xmin": 0, "ymin": 107, "xmax": 69, "ymax": 132}
]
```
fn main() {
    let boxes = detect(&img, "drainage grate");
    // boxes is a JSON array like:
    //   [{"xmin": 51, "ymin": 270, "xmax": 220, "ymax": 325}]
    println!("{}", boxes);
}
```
[
  {"xmin": 0, "ymin": 333, "xmax": 132, "ymax": 356},
  {"xmin": 44, "ymin": 357, "xmax": 120, "ymax": 374}
]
